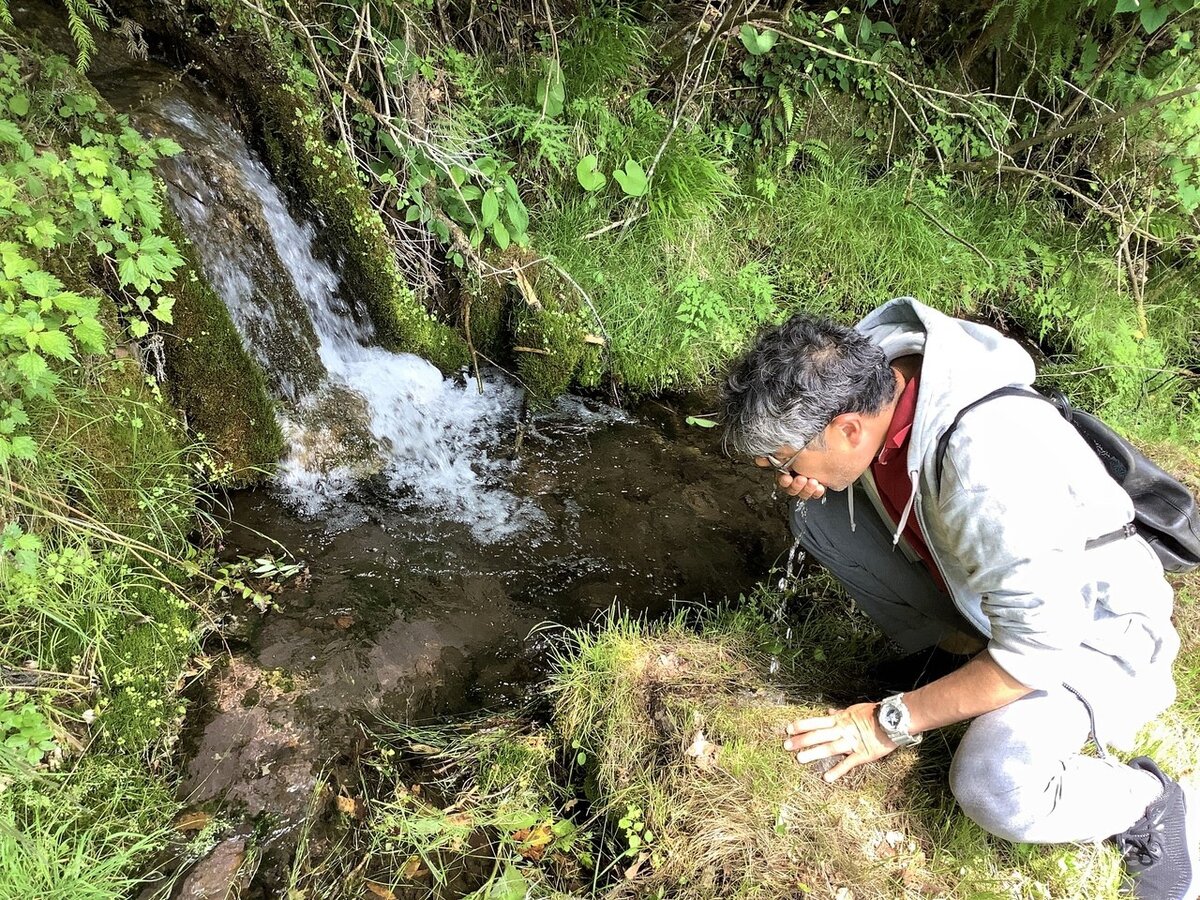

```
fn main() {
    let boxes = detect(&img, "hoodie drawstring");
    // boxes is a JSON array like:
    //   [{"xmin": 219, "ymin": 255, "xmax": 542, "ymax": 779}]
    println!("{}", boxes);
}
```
[
  {"xmin": 891, "ymin": 469, "xmax": 919, "ymax": 546},
  {"xmin": 847, "ymin": 484, "xmax": 856, "ymax": 532}
]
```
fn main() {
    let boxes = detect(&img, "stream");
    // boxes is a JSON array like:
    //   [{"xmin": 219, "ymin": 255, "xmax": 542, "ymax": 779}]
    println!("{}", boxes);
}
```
[{"xmin": 18, "ymin": 9, "xmax": 791, "ymax": 891}]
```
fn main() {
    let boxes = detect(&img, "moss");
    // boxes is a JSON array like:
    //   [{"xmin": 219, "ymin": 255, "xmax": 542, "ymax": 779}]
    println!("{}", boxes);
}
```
[
  {"xmin": 102, "ymin": 582, "xmax": 197, "ymax": 754},
  {"xmin": 462, "ymin": 271, "xmax": 508, "ymax": 362},
  {"xmin": 160, "ymin": 210, "xmax": 284, "ymax": 482},
  {"xmin": 247, "ymin": 77, "xmax": 470, "ymax": 373},
  {"xmin": 513, "ymin": 269, "xmax": 591, "ymax": 401}
]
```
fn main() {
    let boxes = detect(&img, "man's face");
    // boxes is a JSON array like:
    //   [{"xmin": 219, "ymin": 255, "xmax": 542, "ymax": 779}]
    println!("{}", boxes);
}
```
[{"xmin": 754, "ymin": 415, "xmax": 879, "ymax": 493}]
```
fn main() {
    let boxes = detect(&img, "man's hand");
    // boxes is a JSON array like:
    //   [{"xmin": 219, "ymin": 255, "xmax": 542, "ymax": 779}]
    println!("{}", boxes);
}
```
[
  {"xmin": 775, "ymin": 471, "xmax": 827, "ymax": 501},
  {"xmin": 782, "ymin": 703, "xmax": 897, "ymax": 782},
  {"xmin": 752, "ymin": 457, "xmax": 827, "ymax": 500}
]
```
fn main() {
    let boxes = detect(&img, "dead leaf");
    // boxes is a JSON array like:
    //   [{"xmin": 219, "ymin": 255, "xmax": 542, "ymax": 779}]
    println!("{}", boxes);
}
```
[
  {"xmin": 334, "ymin": 614, "xmax": 354, "ymax": 629},
  {"xmin": 512, "ymin": 823, "xmax": 554, "ymax": 861},
  {"xmin": 685, "ymin": 729, "xmax": 720, "ymax": 769},
  {"xmin": 336, "ymin": 794, "xmax": 366, "ymax": 819},
  {"xmin": 406, "ymin": 743, "xmax": 441, "ymax": 755},
  {"xmin": 400, "ymin": 856, "xmax": 427, "ymax": 879},
  {"xmin": 173, "ymin": 809, "xmax": 212, "ymax": 832},
  {"xmin": 623, "ymin": 851, "xmax": 648, "ymax": 880},
  {"xmin": 363, "ymin": 880, "xmax": 397, "ymax": 899}
]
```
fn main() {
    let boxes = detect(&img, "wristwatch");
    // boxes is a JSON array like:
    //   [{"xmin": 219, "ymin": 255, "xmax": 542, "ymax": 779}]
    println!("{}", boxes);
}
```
[{"xmin": 877, "ymin": 693, "xmax": 923, "ymax": 748}]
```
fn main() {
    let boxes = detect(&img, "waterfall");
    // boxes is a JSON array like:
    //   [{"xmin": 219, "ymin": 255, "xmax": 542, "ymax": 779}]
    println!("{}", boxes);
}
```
[{"xmin": 146, "ymin": 95, "xmax": 538, "ymax": 542}]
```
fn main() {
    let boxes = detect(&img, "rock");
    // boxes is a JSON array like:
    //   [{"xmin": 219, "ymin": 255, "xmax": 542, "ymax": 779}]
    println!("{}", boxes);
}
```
[{"xmin": 175, "ymin": 837, "xmax": 249, "ymax": 899}]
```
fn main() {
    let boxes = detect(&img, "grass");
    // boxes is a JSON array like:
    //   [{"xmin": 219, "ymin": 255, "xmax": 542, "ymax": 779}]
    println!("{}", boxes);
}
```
[{"xmin": 302, "ymin": 570, "xmax": 1198, "ymax": 899}]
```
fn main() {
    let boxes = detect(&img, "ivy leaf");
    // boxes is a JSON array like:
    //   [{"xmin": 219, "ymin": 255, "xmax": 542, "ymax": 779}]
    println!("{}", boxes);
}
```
[
  {"xmin": 575, "ymin": 154, "xmax": 607, "ymax": 192},
  {"xmin": 151, "ymin": 295, "xmax": 175, "ymax": 324},
  {"xmin": 129, "ymin": 319, "xmax": 150, "ymax": 339},
  {"xmin": 612, "ymin": 159, "xmax": 649, "ymax": 197}
]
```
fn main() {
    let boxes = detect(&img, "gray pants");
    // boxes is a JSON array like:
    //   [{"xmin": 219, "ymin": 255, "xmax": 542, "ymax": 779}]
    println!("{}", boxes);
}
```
[{"xmin": 791, "ymin": 487, "xmax": 1160, "ymax": 842}]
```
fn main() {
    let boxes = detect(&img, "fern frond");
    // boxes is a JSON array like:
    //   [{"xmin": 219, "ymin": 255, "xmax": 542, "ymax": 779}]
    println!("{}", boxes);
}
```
[
  {"xmin": 64, "ymin": 0, "xmax": 108, "ymax": 70},
  {"xmin": 0, "ymin": 1, "xmax": 12, "ymax": 29}
]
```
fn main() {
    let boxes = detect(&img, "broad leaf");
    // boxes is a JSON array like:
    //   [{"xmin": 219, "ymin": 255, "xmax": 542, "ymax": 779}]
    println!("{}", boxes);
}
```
[
  {"xmin": 481, "ymin": 189, "xmax": 499, "ymax": 227},
  {"xmin": 575, "ymin": 155, "xmax": 607, "ymax": 192},
  {"xmin": 612, "ymin": 159, "xmax": 648, "ymax": 197}
]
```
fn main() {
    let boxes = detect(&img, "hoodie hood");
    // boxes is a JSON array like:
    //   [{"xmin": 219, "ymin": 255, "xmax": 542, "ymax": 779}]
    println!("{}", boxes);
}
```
[
  {"xmin": 854, "ymin": 297, "xmax": 1037, "ymax": 542},
  {"xmin": 857, "ymin": 297, "xmax": 1037, "ymax": 486}
]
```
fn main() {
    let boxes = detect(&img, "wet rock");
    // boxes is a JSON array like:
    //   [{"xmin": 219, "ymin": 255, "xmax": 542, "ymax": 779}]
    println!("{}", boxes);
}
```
[{"xmin": 175, "ymin": 836, "xmax": 250, "ymax": 900}]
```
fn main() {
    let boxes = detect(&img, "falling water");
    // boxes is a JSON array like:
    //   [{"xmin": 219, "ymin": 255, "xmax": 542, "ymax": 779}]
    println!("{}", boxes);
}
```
[{"xmin": 146, "ymin": 95, "xmax": 540, "ymax": 541}]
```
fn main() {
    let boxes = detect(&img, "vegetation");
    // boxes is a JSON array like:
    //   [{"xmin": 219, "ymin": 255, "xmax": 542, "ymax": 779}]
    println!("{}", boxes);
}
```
[
  {"xmin": 0, "ymin": 0, "xmax": 1197, "ymax": 897},
  {"xmin": 274, "ymin": 581, "xmax": 1200, "ymax": 899}
]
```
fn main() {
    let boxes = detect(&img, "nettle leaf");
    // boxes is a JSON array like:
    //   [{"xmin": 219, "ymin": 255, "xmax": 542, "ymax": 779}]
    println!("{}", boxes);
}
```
[
  {"xmin": 0, "ymin": 119, "xmax": 22, "ymax": 145},
  {"xmin": 36, "ymin": 329, "xmax": 72, "ymax": 360},
  {"xmin": 72, "ymin": 317, "xmax": 106, "ymax": 353},
  {"xmin": 14, "ymin": 350, "xmax": 49, "ymax": 384},
  {"xmin": 99, "ymin": 189, "xmax": 123, "ymax": 221},
  {"xmin": 20, "ymin": 270, "xmax": 63, "ymax": 299},
  {"xmin": 575, "ymin": 154, "xmax": 607, "ymax": 192},
  {"xmin": 612, "ymin": 159, "xmax": 649, "ymax": 197},
  {"xmin": 151, "ymin": 295, "xmax": 175, "ymax": 324}
]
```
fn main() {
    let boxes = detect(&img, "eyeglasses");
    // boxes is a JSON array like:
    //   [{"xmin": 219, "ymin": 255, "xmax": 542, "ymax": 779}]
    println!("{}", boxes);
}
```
[{"xmin": 761, "ymin": 447, "xmax": 805, "ymax": 475}]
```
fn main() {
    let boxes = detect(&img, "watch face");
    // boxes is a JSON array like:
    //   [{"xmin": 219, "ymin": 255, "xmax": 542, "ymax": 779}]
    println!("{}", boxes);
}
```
[{"xmin": 883, "ymin": 706, "xmax": 903, "ymax": 729}]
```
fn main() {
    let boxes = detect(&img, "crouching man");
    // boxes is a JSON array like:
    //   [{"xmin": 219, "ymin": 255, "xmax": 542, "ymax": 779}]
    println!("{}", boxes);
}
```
[{"xmin": 720, "ymin": 297, "xmax": 1197, "ymax": 899}]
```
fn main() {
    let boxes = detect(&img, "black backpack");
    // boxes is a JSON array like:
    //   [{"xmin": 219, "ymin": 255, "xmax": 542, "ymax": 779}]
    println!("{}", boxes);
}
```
[{"xmin": 935, "ymin": 386, "xmax": 1200, "ymax": 573}]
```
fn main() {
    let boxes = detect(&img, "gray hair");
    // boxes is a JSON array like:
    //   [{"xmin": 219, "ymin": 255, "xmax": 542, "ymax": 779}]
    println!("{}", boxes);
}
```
[{"xmin": 720, "ymin": 313, "xmax": 895, "ymax": 456}]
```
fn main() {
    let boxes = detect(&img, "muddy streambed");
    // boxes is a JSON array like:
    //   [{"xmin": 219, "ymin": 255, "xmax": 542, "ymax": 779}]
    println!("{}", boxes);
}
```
[{"xmin": 193, "ymin": 399, "xmax": 786, "ymax": 835}]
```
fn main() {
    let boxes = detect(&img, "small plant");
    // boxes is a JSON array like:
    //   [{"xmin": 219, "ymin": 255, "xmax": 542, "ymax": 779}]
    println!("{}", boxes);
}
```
[{"xmin": 0, "ymin": 691, "xmax": 57, "ymax": 766}]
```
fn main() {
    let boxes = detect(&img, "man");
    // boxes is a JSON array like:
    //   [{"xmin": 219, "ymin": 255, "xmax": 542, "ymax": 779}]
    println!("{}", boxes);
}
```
[{"xmin": 720, "ymin": 297, "xmax": 1197, "ymax": 899}]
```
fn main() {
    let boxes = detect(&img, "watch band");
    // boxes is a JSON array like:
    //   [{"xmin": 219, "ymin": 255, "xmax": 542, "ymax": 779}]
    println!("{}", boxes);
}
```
[{"xmin": 877, "ymin": 692, "xmax": 923, "ymax": 748}]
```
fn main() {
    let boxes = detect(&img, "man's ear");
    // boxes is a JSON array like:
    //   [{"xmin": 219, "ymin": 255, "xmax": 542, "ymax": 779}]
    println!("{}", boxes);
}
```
[{"xmin": 830, "ymin": 412, "xmax": 865, "ymax": 448}]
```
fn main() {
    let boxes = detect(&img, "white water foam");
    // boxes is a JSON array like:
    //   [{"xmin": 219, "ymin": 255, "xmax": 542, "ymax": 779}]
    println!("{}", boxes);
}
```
[{"xmin": 154, "ymin": 97, "xmax": 539, "ymax": 541}]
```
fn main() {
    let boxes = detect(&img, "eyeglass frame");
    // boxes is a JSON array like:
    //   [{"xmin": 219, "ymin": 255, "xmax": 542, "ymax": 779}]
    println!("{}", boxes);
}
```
[{"xmin": 761, "ymin": 445, "xmax": 806, "ymax": 475}]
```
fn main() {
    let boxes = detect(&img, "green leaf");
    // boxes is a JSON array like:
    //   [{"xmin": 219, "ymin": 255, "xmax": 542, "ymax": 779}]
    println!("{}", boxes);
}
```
[
  {"xmin": 481, "ymin": 189, "xmax": 499, "ymax": 227},
  {"xmin": 1114, "ymin": 0, "xmax": 1140, "ymax": 11},
  {"xmin": 36, "ymin": 329, "xmax": 72, "ymax": 360},
  {"xmin": 20, "ymin": 270, "xmax": 63, "ymax": 299},
  {"xmin": 535, "ymin": 63, "xmax": 566, "ymax": 117},
  {"xmin": 739, "ymin": 24, "xmax": 779, "ymax": 56},
  {"xmin": 507, "ymin": 200, "xmax": 529, "ymax": 236},
  {"xmin": 1140, "ymin": 2, "xmax": 1170, "ymax": 31},
  {"xmin": 612, "ymin": 159, "xmax": 648, "ymax": 197},
  {"xmin": 99, "ymin": 189, "xmax": 123, "ymax": 221},
  {"xmin": 492, "ymin": 218, "xmax": 510, "ymax": 250},
  {"xmin": 72, "ymin": 317, "xmax": 106, "ymax": 353},
  {"xmin": 14, "ymin": 350, "xmax": 49, "ymax": 384},
  {"xmin": 8, "ymin": 94, "xmax": 29, "ymax": 117},
  {"xmin": 575, "ymin": 154, "xmax": 607, "ymax": 192},
  {"xmin": 685, "ymin": 416, "xmax": 719, "ymax": 428},
  {"xmin": 129, "ymin": 319, "xmax": 150, "ymax": 339},
  {"xmin": 0, "ymin": 119, "xmax": 22, "ymax": 145}
]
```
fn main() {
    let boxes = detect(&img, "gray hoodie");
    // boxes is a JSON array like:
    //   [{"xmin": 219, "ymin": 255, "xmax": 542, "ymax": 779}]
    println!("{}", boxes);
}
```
[{"xmin": 856, "ymin": 297, "xmax": 1178, "ymax": 745}]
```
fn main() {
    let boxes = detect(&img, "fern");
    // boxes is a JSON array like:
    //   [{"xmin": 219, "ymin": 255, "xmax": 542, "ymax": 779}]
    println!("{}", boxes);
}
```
[
  {"xmin": 64, "ymin": 0, "xmax": 107, "ymax": 70},
  {"xmin": 0, "ymin": 1, "xmax": 12, "ymax": 28}
]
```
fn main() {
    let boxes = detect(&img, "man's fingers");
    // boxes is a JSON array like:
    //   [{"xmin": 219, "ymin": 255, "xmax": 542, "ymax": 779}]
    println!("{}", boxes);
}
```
[
  {"xmin": 822, "ymin": 752, "xmax": 862, "ymax": 783},
  {"xmin": 785, "ymin": 716, "xmax": 836, "ymax": 735},
  {"xmin": 793, "ymin": 736, "xmax": 855, "ymax": 764}
]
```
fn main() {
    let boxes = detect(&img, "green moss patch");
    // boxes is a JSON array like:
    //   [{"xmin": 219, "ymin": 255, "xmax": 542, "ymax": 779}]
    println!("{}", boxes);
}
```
[{"xmin": 159, "ymin": 210, "xmax": 283, "ymax": 482}]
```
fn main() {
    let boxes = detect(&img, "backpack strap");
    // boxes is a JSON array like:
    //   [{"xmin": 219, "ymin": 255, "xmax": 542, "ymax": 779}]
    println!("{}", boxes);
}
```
[{"xmin": 934, "ymin": 386, "xmax": 1059, "ymax": 491}]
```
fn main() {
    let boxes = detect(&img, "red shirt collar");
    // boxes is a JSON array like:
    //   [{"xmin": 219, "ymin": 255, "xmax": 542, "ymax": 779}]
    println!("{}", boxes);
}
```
[{"xmin": 876, "ymin": 371, "xmax": 919, "ymax": 466}]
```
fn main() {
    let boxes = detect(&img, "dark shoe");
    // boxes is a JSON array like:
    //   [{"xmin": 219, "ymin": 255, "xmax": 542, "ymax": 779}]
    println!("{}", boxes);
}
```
[{"xmin": 1112, "ymin": 757, "xmax": 1199, "ymax": 900}]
